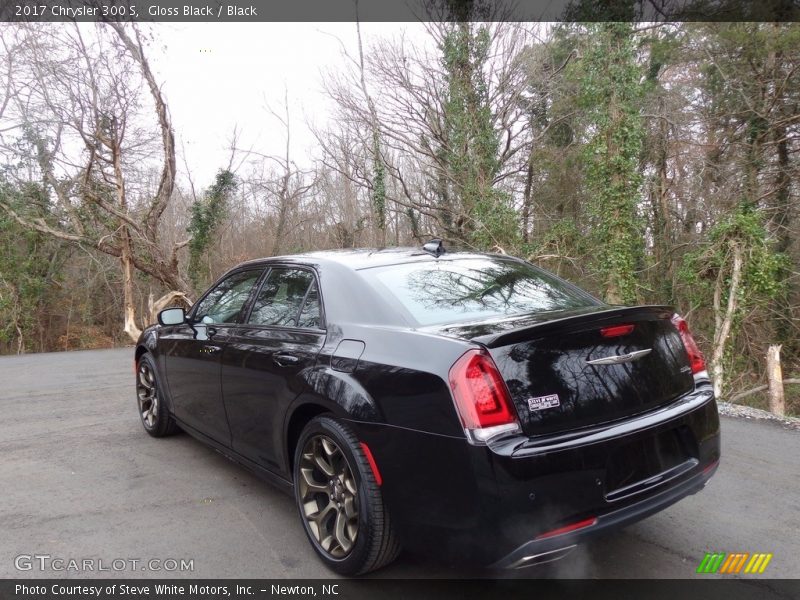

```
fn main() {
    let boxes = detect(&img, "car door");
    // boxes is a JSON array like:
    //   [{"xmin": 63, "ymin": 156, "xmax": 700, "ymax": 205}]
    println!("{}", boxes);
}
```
[
  {"xmin": 221, "ymin": 266, "xmax": 326, "ymax": 473},
  {"xmin": 161, "ymin": 268, "xmax": 265, "ymax": 445}
]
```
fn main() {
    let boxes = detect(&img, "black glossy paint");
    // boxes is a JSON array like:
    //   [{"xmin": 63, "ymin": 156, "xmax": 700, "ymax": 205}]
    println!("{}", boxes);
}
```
[
  {"xmin": 159, "ymin": 322, "xmax": 232, "ymax": 444},
  {"xmin": 487, "ymin": 306, "xmax": 695, "ymax": 435},
  {"xmin": 223, "ymin": 325, "xmax": 326, "ymax": 469},
  {"xmin": 135, "ymin": 248, "xmax": 720, "ymax": 567}
]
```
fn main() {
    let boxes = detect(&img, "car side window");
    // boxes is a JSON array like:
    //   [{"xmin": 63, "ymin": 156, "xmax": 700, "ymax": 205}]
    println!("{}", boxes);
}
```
[
  {"xmin": 248, "ymin": 268, "xmax": 320, "ymax": 328},
  {"xmin": 192, "ymin": 270, "xmax": 263, "ymax": 324},
  {"xmin": 297, "ymin": 281, "xmax": 321, "ymax": 329}
]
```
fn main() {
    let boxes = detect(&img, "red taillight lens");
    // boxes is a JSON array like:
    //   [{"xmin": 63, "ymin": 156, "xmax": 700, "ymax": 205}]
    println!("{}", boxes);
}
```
[
  {"xmin": 448, "ymin": 349, "xmax": 518, "ymax": 430},
  {"xmin": 671, "ymin": 314, "xmax": 706, "ymax": 374},
  {"xmin": 600, "ymin": 323, "xmax": 635, "ymax": 338}
]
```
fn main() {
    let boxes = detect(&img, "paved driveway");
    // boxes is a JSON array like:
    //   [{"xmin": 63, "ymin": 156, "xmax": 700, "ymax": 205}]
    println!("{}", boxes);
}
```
[{"xmin": 1, "ymin": 348, "xmax": 797, "ymax": 579}]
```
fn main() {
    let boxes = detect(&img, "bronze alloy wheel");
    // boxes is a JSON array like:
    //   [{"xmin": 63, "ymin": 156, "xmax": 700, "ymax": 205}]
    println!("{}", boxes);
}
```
[
  {"xmin": 136, "ymin": 360, "xmax": 159, "ymax": 429},
  {"xmin": 293, "ymin": 416, "xmax": 401, "ymax": 575},
  {"xmin": 298, "ymin": 434, "xmax": 360, "ymax": 558},
  {"xmin": 134, "ymin": 354, "xmax": 178, "ymax": 439}
]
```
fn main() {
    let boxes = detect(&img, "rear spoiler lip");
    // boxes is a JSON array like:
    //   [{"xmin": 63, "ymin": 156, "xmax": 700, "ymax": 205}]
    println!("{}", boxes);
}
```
[{"xmin": 473, "ymin": 305, "xmax": 676, "ymax": 349}]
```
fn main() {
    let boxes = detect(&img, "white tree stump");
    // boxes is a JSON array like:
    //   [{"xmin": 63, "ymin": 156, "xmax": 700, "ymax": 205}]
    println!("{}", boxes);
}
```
[{"xmin": 766, "ymin": 344, "xmax": 785, "ymax": 417}]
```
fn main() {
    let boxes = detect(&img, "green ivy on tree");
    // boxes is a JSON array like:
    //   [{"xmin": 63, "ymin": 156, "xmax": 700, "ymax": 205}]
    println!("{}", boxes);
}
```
[
  {"xmin": 573, "ymin": 22, "xmax": 645, "ymax": 305},
  {"xmin": 439, "ymin": 4, "xmax": 518, "ymax": 250},
  {"xmin": 187, "ymin": 170, "xmax": 236, "ymax": 291},
  {"xmin": 371, "ymin": 129, "xmax": 386, "ymax": 236},
  {"xmin": 680, "ymin": 204, "xmax": 787, "ymax": 307}
]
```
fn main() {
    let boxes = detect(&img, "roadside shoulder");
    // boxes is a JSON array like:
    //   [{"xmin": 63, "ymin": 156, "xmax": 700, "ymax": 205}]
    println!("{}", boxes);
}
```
[{"xmin": 718, "ymin": 401, "xmax": 800, "ymax": 432}]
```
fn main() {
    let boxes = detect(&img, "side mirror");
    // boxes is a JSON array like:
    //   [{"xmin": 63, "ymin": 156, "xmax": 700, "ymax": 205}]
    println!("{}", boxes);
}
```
[{"xmin": 158, "ymin": 307, "xmax": 186, "ymax": 326}]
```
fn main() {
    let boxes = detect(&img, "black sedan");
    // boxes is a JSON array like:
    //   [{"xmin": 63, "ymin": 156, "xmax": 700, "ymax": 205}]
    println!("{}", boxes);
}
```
[{"xmin": 134, "ymin": 242, "xmax": 720, "ymax": 575}]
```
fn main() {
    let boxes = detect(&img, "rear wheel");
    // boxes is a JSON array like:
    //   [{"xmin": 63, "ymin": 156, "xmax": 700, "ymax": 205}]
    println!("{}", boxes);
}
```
[
  {"xmin": 293, "ymin": 416, "xmax": 400, "ymax": 575},
  {"xmin": 136, "ymin": 353, "xmax": 178, "ymax": 438}
]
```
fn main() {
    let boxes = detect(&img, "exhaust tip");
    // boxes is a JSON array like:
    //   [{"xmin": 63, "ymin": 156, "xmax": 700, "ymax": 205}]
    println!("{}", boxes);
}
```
[{"xmin": 507, "ymin": 544, "xmax": 577, "ymax": 569}]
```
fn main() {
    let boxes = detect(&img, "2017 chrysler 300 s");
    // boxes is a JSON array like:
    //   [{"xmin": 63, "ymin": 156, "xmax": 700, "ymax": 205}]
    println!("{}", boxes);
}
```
[{"xmin": 134, "ymin": 241, "xmax": 720, "ymax": 575}]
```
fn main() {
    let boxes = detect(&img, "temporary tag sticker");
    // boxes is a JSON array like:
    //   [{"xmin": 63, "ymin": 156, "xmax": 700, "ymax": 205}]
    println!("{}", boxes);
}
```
[{"xmin": 527, "ymin": 394, "xmax": 560, "ymax": 412}]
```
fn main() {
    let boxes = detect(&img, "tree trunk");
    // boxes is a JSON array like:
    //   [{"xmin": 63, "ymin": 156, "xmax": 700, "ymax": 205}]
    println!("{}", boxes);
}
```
[
  {"xmin": 651, "ymin": 96, "xmax": 673, "ymax": 299},
  {"xmin": 766, "ymin": 344, "xmax": 786, "ymax": 417},
  {"xmin": 521, "ymin": 146, "xmax": 535, "ymax": 244},
  {"xmin": 772, "ymin": 123, "xmax": 795, "ymax": 353},
  {"xmin": 112, "ymin": 123, "xmax": 142, "ymax": 343},
  {"xmin": 120, "ymin": 227, "xmax": 141, "ymax": 342},
  {"xmin": 272, "ymin": 190, "xmax": 289, "ymax": 256},
  {"xmin": 711, "ymin": 242, "xmax": 743, "ymax": 397}
]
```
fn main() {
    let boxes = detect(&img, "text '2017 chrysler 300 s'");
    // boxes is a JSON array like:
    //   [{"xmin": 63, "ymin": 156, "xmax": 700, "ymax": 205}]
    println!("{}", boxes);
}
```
[{"xmin": 134, "ymin": 242, "xmax": 720, "ymax": 575}]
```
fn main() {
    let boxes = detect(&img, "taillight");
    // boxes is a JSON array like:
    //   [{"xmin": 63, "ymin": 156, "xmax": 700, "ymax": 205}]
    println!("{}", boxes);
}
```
[
  {"xmin": 671, "ymin": 314, "xmax": 706, "ymax": 374},
  {"xmin": 448, "ymin": 349, "xmax": 521, "ymax": 444}
]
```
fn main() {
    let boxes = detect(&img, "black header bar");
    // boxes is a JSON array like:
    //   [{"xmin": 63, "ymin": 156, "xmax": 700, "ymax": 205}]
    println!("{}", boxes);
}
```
[{"xmin": 1, "ymin": 0, "xmax": 799, "ymax": 23}]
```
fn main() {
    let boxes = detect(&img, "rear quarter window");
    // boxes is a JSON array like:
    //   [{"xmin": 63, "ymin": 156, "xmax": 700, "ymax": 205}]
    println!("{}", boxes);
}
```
[{"xmin": 360, "ymin": 258, "xmax": 598, "ymax": 326}]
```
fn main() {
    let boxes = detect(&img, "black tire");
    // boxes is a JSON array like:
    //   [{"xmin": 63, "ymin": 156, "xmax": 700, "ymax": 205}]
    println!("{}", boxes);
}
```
[
  {"xmin": 293, "ymin": 416, "xmax": 401, "ymax": 575},
  {"xmin": 136, "ymin": 353, "xmax": 179, "ymax": 438}
]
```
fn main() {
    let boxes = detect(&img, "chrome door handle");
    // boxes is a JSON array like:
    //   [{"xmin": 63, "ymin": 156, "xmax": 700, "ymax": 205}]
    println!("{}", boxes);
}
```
[
  {"xmin": 273, "ymin": 353, "xmax": 300, "ymax": 367},
  {"xmin": 203, "ymin": 345, "xmax": 222, "ymax": 354}
]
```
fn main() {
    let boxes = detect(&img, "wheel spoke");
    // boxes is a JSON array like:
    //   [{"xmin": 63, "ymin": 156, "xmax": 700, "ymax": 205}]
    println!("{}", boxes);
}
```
[
  {"xmin": 343, "ymin": 495, "xmax": 357, "ymax": 520},
  {"xmin": 333, "ymin": 509, "xmax": 353, "ymax": 553},
  {"xmin": 321, "ymin": 437, "xmax": 340, "ymax": 460},
  {"xmin": 313, "ymin": 451, "xmax": 335, "ymax": 477},
  {"xmin": 300, "ymin": 468, "xmax": 328, "ymax": 494},
  {"xmin": 138, "ymin": 370, "xmax": 152, "ymax": 390},
  {"xmin": 310, "ymin": 499, "xmax": 336, "ymax": 526},
  {"xmin": 346, "ymin": 519, "xmax": 358, "ymax": 544},
  {"xmin": 343, "ymin": 473, "xmax": 357, "ymax": 495}
]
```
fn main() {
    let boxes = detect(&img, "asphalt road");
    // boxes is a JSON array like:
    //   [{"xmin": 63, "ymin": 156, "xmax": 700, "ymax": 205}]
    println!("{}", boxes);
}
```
[{"xmin": 1, "ymin": 348, "xmax": 798, "ymax": 580}]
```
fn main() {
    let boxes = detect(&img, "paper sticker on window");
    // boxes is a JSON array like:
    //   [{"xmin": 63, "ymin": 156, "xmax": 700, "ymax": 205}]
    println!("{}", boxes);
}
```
[{"xmin": 527, "ymin": 394, "xmax": 560, "ymax": 412}]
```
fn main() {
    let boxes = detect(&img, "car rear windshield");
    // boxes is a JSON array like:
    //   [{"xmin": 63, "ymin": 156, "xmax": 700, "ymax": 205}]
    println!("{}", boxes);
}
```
[{"xmin": 360, "ymin": 257, "xmax": 598, "ymax": 326}]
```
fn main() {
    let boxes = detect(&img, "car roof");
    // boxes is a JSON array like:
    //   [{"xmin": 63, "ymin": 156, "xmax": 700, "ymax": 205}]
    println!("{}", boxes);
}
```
[{"xmin": 234, "ymin": 247, "xmax": 508, "ymax": 271}]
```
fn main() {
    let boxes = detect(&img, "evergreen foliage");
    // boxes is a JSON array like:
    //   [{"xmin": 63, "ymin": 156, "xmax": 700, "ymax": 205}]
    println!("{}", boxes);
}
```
[{"xmin": 187, "ymin": 170, "xmax": 236, "ymax": 291}]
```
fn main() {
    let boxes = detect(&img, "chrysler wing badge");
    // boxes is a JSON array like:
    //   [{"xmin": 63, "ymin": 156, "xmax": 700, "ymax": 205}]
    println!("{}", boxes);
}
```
[{"xmin": 586, "ymin": 348, "xmax": 652, "ymax": 365}]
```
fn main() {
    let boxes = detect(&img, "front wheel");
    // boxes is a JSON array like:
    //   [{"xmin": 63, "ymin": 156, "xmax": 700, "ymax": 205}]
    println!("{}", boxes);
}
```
[
  {"xmin": 293, "ymin": 416, "xmax": 400, "ymax": 575},
  {"xmin": 136, "ymin": 353, "xmax": 179, "ymax": 438}
]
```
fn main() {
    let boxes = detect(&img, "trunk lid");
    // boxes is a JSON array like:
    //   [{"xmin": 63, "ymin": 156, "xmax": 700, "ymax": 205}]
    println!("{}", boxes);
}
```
[{"xmin": 429, "ymin": 305, "xmax": 694, "ymax": 436}]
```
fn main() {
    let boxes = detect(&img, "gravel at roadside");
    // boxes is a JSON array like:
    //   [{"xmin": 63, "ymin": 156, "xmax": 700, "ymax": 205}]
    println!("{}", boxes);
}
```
[{"xmin": 717, "ymin": 400, "xmax": 800, "ymax": 431}]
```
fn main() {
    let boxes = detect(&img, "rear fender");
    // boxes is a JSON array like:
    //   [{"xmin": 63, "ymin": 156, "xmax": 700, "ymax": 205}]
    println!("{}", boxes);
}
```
[
  {"xmin": 298, "ymin": 366, "xmax": 382, "ymax": 422},
  {"xmin": 283, "ymin": 369, "xmax": 381, "ymax": 477}
]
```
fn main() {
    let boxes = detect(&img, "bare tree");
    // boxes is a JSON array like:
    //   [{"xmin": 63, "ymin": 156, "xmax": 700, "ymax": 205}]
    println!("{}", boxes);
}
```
[
  {"xmin": 318, "ymin": 20, "xmax": 538, "ymax": 248},
  {"xmin": 0, "ymin": 23, "xmax": 189, "ymax": 340},
  {"xmin": 233, "ymin": 89, "xmax": 315, "ymax": 257}
]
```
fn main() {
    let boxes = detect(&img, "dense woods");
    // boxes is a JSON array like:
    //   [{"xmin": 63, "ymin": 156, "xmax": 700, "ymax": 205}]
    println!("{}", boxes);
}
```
[{"xmin": 0, "ymin": 18, "xmax": 798, "ymax": 414}]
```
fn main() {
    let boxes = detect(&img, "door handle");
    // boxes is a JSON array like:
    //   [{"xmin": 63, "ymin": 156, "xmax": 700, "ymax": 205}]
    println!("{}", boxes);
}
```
[
  {"xmin": 203, "ymin": 345, "xmax": 222, "ymax": 354},
  {"xmin": 273, "ymin": 353, "xmax": 300, "ymax": 367}
]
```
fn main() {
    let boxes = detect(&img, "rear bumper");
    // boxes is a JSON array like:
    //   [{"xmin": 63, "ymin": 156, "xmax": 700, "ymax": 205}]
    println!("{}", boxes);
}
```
[
  {"xmin": 355, "ymin": 384, "xmax": 720, "ymax": 567},
  {"xmin": 491, "ymin": 458, "xmax": 718, "ymax": 569}
]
